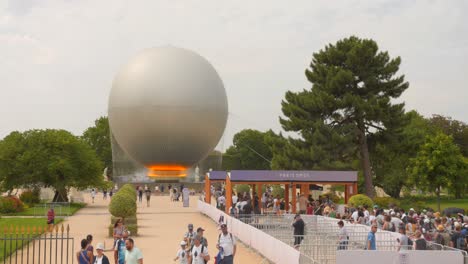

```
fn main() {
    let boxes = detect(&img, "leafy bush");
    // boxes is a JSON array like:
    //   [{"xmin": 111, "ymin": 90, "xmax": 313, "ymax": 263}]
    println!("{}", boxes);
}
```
[
  {"xmin": 271, "ymin": 185, "xmax": 284, "ymax": 199},
  {"xmin": 118, "ymin": 184, "xmax": 137, "ymax": 201},
  {"xmin": 348, "ymin": 194, "xmax": 373, "ymax": 208},
  {"xmin": 109, "ymin": 192, "xmax": 136, "ymax": 218},
  {"xmin": 20, "ymin": 189, "xmax": 41, "ymax": 205},
  {"xmin": 322, "ymin": 192, "xmax": 341, "ymax": 204},
  {"xmin": 0, "ymin": 196, "xmax": 24, "ymax": 213},
  {"xmin": 373, "ymin": 197, "xmax": 401, "ymax": 209},
  {"xmin": 234, "ymin": 184, "xmax": 251, "ymax": 196}
]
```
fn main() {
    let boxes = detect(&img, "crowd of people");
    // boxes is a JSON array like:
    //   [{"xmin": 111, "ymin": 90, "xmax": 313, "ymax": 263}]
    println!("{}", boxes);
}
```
[
  {"xmin": 175, "ymin": 222, "xmax": 237, "ymax": 264},
  {"xmin": 210, "ymin": 185, "xmax": 468, "ymax": 253},
  {"xmin": 76, "ymin": 230, "xmax": 143, "ymax": 264}
]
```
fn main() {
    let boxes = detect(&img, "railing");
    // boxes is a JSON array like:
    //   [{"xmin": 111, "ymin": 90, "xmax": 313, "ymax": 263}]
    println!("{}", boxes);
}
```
[
  {"xmin": 30, "ymin": 203, "xmax": 72, "ymax": 217},
  {"xmin": 1, "ymin": 224, "xmax": 74, "ymax": 264},
  {"xmin": 197, "ymin": 201, "xmax": 300, "ymax": 263}
]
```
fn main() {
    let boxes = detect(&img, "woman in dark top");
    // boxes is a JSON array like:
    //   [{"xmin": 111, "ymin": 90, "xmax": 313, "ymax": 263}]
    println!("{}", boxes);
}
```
[
  {"xmin": 292, "ymin": 214, "xmax": 305, "ymax": 249},
  {"xmin": 77, "ymin": 239, "xmax": 93, "ymax": 264},
  {"xmin": 414, "ymin": 231, "xmax": 427, "ymax": 250}
]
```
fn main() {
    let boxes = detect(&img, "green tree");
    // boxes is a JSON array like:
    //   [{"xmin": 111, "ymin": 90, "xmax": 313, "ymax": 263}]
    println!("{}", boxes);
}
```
[
  {"xmin": 222, "ymin": 129, "xmax": 273, "ymax": 170},
  {"xmin": 369, "ymin": 111, "xmax": 435, "ymax": 197},
  {"xmin": 0, "ymin": 129, "xmax": 104, "ymax": 202},
  {"xmin": 82, "ymin": 116, "xmax": 113, "ymax": 178},
  {"xmin": 280, "ymin": 36, "xmax": 409, "ymax": 197},
  {"xmin": 428, "ymin": 115, "xmax": 468, "ymax": 157},
  {"xmin": 408, "ymin": 133, "xmax": 466, "ymax": 211}
]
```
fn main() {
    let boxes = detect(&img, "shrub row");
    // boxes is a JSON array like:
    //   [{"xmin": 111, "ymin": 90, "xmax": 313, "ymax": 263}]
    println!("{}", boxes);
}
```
[
  {"xmin": 0, "ymin": 196, "xmax": 24, "ymax": 213},
  {"xmin": 19, "ymin": 189, "xmax": 41, "ymax": 205}
]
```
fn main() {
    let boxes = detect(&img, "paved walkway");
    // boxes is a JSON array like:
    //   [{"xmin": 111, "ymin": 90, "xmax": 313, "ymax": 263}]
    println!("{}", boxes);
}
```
[{"xmin": 20, "ymin": 193, "xmax": 265, "ymax": 263}]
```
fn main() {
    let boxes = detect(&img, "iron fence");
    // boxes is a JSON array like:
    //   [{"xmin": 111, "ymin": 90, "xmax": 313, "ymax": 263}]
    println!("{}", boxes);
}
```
[{"xmin": 1, "ymin": 224, "xmax": 74, "ymax": 264}]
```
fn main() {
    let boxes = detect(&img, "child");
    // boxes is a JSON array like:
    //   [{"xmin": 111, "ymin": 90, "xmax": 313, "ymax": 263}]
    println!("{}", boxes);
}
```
[{"xmin": 174, "ymin": 241, "xmax": 188, "ymax": 264}]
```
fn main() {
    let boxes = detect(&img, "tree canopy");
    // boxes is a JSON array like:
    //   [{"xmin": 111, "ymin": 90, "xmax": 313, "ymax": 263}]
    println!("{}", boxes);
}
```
[
  {"xmin": 408, "ymin": 133, "xmax": 467, "ymax": 210},
  {"xmin": 279, "ymin": 36, "xmax": 409, "ymax": 197},
  {"xmin": 222, "ymin": 129, "xmax": 273, "ymax": 170},
  {"xmin": 82, "ymin": 116, "xmax": 113, "ymax": 178},
  {"xmin": 0, "ymin": 129, "xmax": 104, "ymax": 201}
]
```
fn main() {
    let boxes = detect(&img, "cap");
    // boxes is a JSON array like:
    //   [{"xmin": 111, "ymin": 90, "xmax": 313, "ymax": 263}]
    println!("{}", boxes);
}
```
[
  {"xmin": 409, "ymin": 208, "xmax": 415, "ymax": 211},
  {"xmin": 437, "ymin": 225, "xmax": 444, "ymax": 232},
  {"xmin": 424, "ymin": 218, "xmax": 430, "ymax": 224},
  {"xmin": 197, "ymin": 227, "xmax": 205, "ymax": 232},
  {"xmin": 188, "ymin": 224, "xmax": 193, "ymax": 228},
  {"xmin": 220, "ymin": 223, "xmax": 227, "ymax": 228},
  {"xmin": 373, "ymin": 205, "xmax": 379, "ymax": 208},
  {"xmin": 96, "ymin": 243, "xmax": 105, "ymax": 250},
  {"xmin": 180, "ymin": 241, "xmax": 187, "ymax": 246}
]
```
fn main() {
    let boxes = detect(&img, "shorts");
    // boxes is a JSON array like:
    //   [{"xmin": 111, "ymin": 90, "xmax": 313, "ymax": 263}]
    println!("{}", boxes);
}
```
[
  {"xmin": 47, "ymin": 219, "xmax": 54, "ymax": 225},
  {"xmin": 294, "ymin": 236, "xmax": 304, "ymax": 245}
]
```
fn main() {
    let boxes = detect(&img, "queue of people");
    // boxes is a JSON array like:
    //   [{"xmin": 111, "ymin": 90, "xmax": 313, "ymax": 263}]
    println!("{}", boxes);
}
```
[{"xmin": 176, "ymin": 222, "xmax": 236, "ymax": 264}]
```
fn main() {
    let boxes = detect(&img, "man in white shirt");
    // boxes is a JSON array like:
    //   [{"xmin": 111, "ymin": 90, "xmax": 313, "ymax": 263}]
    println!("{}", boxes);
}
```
[
  {"xmin": 232, "ymin": 193, "xmax": 238, "ymax": 205},
  {"xmin": 218, "ymin": 195, "xmax": 226, "ymax": 210},
  {"xmin": 125, "ymin": 238, "xmax": 143, "ymax": 264},
  {"xmin": 217, "ymin": 224, "xmax": 236, "ymax": 264},
  {"xmin": 188, "ymin": 236, "xmax": 209, "ymax": 264}
]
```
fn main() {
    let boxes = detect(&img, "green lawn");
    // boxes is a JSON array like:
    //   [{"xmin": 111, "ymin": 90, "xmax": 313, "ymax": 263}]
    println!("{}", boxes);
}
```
[
  {"xmin": 423, "ymin": 198, "xmax": 468, "ymax": 212},
  {"xmin": 4, "ymin": 203, "xmax": 85, "ymax": 217},
  {"xmin": 0, "ymin": 218, "xmax": 63, "ymax": 261}
]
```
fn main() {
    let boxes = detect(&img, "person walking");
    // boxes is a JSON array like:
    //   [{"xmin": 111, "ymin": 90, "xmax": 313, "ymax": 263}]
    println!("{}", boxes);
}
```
[
  {"xmin": 91, "ymin": 188, "xmax": 96, "ymax": 203},
  {"xmin": 77, "ymin": 239, "xmax": 94, "ymax": 264},
  {"xmin": 197, "ymin": 227, "xmax": 208, "ymax": 247},
  {"xmin": 292, "ymin": 214, "xmax": 305, "ymax": 249},
  {"xmin": 397, "ymin": 226, "xmax": 410, "ymax": 251},
  {"xmin": 367, "ymin": 224, "xmax": 378, "ymax": 250},
  {"xmin": 188, "ymin": 236, "xmax": 209, "ymax": 264},
  {"xmin": 182, "ymin": 187, "xmax": 190, "ymax": 207},
  {"xmin": 103, "ymin": 190, "xmax": 107, "ymax": 200},
  {"xmin": 217, "ymin": 224, "xmax": 236, "ymax": 264},
  {"xmin": 144, "ymin": 187, "xmax": 151, "ymax": 207},
  {"xmin": 47, "ymin": 207, "xmax": 55, "ymax": 232},
  {"xmin": 94, "ymin": 243, "xmax": 110, "ymax": 264},
  {"xmin": 125, "ymin": 238, "xmax": 143, "ymax": 264},
  {"xmin": 337, "ymin": 220, "xmax": 348, "ymax": 250},
  {"xmin": 174, "ymin": 241, "xmax": 188, "ymax": 264},
  {"xmin": 109, "ymin": 189, "xmax": 113, "ymax": 199},
  {"xmin": 184, "ymin": 224, "xmax": 197, "ymax": 248},
  {"xmin": 114, "ymin": 231, "xmax": 129, "ymax": 264},
  {"xmin": 138, "ymin": 187, "xmax": 143, "ymax": 204}
]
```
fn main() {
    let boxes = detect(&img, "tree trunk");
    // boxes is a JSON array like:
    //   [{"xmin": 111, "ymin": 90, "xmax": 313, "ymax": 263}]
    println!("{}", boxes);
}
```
[
  {"xmin": 358, "ymin": 128, "xmax": 374, "ymax": 198},
  {"xmin": 52, "ymin": 188, "xmax": 69, "ymax": 203},
  {"xmin": 437, "ymin": 186, "xmax": 441, "ymax": 213}
]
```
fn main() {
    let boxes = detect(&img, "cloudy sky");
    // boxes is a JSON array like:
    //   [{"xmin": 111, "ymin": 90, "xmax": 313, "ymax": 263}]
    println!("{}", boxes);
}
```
[{"xmin": 1, "ymin": 0, "xmax": 467, "ymax": 150}]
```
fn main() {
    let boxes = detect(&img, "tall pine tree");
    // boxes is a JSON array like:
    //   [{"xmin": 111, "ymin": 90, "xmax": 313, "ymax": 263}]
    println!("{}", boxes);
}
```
[{"xmin": 280, "ymin": 36, "xmax": 409, "ymax": 197}]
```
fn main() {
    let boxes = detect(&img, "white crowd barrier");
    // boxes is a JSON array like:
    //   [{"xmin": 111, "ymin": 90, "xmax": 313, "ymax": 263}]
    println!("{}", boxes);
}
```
[
  {"xmin": 197, "ymin": 200, "xmax": 300, "ymax": 264},
  {"xmin": 336, "ymin": 250, "xmax": 465, "ymax": 264}
]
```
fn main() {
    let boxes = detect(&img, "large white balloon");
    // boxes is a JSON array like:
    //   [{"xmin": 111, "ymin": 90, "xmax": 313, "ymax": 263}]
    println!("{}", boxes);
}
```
[{"xmin": 108, "ymin": 46, "xmax": 228, "ymax": 177}]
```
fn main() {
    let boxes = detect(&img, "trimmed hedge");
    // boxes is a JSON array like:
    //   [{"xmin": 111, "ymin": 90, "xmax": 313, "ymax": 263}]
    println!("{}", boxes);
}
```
[
  {"xmin": 109, "ymin": 192, "xmax": 136, "ymax": 218},
  {"xmin": 111, "ymin": 216, "xmax": 137, "ymax": 225},
  {"xmin": 348, "ymin": 194, "xmax": 373, "ymax": 208}
]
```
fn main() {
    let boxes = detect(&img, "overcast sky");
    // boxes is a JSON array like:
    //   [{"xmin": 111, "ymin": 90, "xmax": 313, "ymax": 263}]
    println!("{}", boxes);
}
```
[{"xmin": 1, "ymin": 0, "xmax": 467, "ymax": 150}]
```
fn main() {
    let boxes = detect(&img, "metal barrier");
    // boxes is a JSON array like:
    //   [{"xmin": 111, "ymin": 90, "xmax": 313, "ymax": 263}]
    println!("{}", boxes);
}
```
[
  {"xmin": 233, "ymin": 213, "xmax": 468, "ymax": 264},
  {"xmin": 1, "ymin": 224, "xmax": 74, "ymax": 264},
  {"xmin": 31, "ymin": 202, "xmax": 72, "ymax": 217}
]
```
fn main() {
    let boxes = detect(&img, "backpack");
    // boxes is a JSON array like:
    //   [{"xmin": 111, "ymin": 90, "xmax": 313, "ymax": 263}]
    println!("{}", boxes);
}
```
[
  {"xmin": 390, "ymin": 223, "xmax": 396, "ymax": 232},
  {"xmin": 407, "ymin": 238, "xmax": 413, "ymax": 246}
]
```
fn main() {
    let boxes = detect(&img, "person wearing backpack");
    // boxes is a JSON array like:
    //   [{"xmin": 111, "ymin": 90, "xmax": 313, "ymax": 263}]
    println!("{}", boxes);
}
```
[
  {"xmin": 216, "ymin": 224, "xmax": 236, "ymax": 264},
  {"xmin": 450, "ymin": 224, "xmax": 466, "ymax": 250},
  {"xmin": 188, "ymin": 236, "xmax": 210, "ymax": 264}
]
